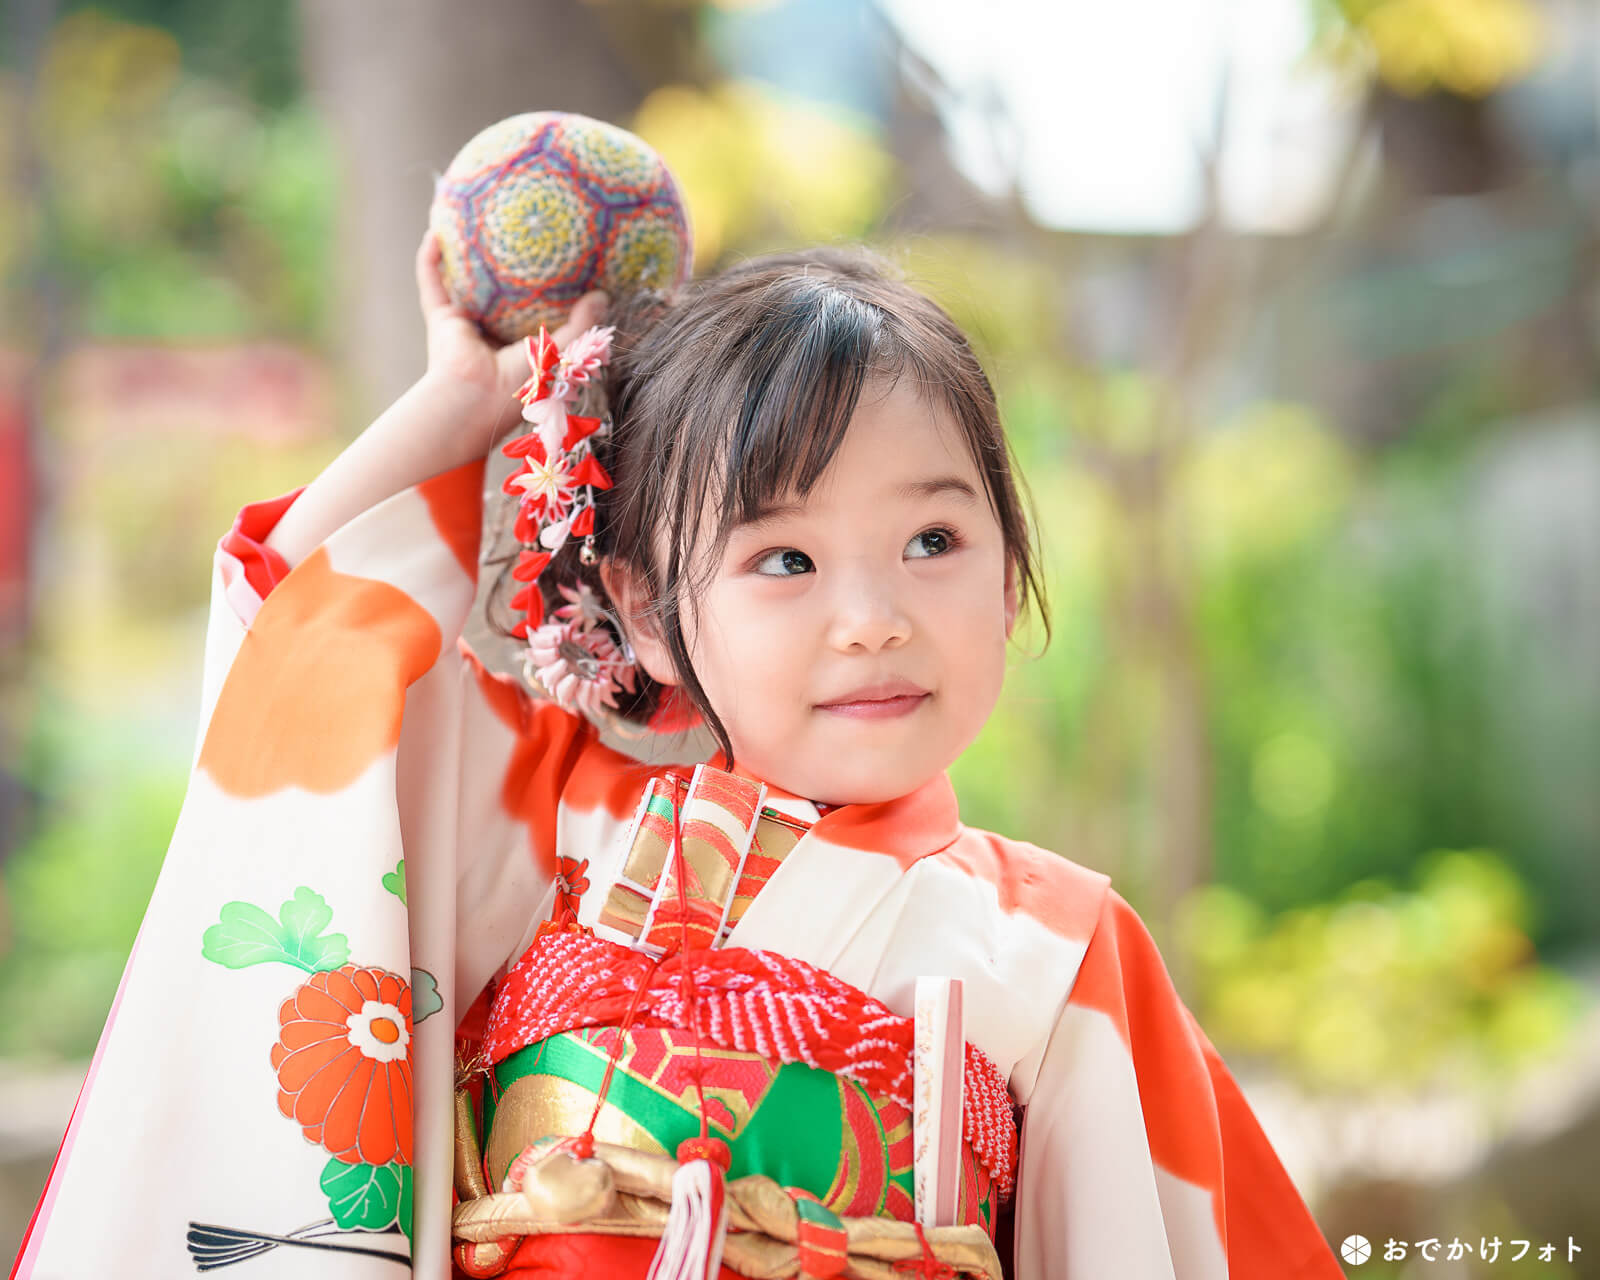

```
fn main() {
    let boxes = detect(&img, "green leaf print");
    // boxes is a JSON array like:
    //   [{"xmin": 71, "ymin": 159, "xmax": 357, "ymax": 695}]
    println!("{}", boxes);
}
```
[
  {"xmin": 199, "ymin": 902, "xmax": 294, "ymax": 969},
  {"xmin": 410, "ymin": 967, "xmax": 442, "ymax": 1024},
  {"xmin": 320, "ymin": 1158, "xmax": 405, "ymax": 1233},
  {"xmin": 397, "ymin": 1162, "xmax": 414, "ymax": 1243},
  {"xmin": 277, "ymin": 888, "xmax": 348, "ymax": 969},
  {"xmin": 201, "ymin": 887, "xmax": 350, "ymax": 973},
  {"xmin": 382, "ymin": 859, "xmax": 407, "ymax": 906}
]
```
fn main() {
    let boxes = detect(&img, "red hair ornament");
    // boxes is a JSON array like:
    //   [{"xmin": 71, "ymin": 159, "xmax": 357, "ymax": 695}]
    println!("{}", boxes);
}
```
[
  {"xmin": 503, "ymin": 326, "xmax": 697, "ymax": 735},
  {"xmin": 502, "ymin": 323, "xmax": 614, "ymax": 570}
]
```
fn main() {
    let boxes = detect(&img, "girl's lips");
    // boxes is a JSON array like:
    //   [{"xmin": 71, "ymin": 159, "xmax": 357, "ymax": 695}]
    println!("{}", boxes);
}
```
[{"xmin": 815, "ymin": 692, "xmax": 930, "ymax": 720}]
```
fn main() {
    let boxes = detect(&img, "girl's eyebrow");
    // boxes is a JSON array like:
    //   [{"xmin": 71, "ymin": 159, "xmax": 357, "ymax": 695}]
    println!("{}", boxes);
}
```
[
  {"xmin": 736, "ymin": 475, "xmax": 980, "ymax": 533},
  {"xmin": 898, "ymin": 476, "xmax": 980, "ymax": 504}
]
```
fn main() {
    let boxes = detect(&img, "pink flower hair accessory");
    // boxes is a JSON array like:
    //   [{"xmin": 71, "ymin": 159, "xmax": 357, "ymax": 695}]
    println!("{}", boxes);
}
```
[
  {"xmin": 501, "ymin": 324, "xmax": 703, "ymax": 736},
  {"xmin": 524, "ymin": 586, "xmax": 639, "ymax": 719},
  {"xmin": 503, "ymin": 329, "xmax": 643, "ymax": 719},
  {"xmin": 502, "ymin": 323, "xmax": 616, "ymax": 639}
]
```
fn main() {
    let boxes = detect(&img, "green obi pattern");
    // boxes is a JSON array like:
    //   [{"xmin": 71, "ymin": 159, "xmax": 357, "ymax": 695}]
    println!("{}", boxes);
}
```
[{"xmin": 483, "ymin": 1025, "xmax": 920, "ymax": 1222}]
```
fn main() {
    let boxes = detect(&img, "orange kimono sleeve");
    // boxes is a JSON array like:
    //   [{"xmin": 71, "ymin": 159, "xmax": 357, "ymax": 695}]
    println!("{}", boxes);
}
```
[
  {"xmin": 12, "ymin": 460, "xmax": 629, "ymax": 1278},
  {"xmin": 1012, "ymin": 889, "xmax": 1341, "ymax": 1279}
]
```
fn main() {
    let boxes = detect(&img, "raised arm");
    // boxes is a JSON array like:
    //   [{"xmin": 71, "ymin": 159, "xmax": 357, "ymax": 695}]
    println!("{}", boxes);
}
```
[{"xmin": 264, "ymin": 231, "xmax": 607, "ymax": 568}]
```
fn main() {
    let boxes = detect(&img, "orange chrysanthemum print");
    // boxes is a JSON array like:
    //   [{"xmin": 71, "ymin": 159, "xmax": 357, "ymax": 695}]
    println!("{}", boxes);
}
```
[{"xmin": 270, "ymin": 965, "xmax": 414, "ymax": 1166}]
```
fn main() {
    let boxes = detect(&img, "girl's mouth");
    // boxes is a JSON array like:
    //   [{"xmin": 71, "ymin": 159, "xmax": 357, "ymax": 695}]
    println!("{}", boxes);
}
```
[{"xmin": 814, "ymin": 692, "xmax": 930, "ymax": 720}]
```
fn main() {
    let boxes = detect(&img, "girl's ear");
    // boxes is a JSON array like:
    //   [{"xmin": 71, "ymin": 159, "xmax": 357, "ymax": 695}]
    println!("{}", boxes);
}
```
[
  {"xmin": 599, "ymin": 559, "xmax": 680, "ymax": 687},
  {"xmin": 1003, "ymin": 564, "xmax": 1019, "ymax": 639}
]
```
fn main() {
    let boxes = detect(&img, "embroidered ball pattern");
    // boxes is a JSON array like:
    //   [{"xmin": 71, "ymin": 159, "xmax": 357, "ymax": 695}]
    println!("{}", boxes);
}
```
[
  {"xmin": 429, "ymin": 111, "xmax": 692, "ymax": 343},
  {"xmin": 483, "ymin": 931, "xmax": 1016, "ymax": 1196}
]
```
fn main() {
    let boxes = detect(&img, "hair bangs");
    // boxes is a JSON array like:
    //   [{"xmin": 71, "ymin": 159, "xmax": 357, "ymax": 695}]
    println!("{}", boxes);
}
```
[{"xmin": 711, "ymin": 282, "xmax": 898, "ymax": 556}]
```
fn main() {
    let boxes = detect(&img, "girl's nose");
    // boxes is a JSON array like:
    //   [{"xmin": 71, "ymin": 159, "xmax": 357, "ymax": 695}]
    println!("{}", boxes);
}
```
[{"xmin": 825, "ymin": 569, "xmax": 912, "ymax": 654}]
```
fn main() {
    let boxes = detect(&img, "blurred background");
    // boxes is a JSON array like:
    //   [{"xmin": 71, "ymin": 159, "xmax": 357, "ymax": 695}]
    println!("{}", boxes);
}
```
[{"xmin": 1, "ymin": 0, "xmax": 1597, "ymax": 1273}]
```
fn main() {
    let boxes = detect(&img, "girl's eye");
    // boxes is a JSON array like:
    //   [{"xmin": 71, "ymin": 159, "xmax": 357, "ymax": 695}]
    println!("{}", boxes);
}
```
[
  {"xmin": 753, "ymin": 548, "xmax": 815, "ymax": 577},
  {"xmin": 905, "ymin": 527, "xmax": 958, "ymax": 559}
]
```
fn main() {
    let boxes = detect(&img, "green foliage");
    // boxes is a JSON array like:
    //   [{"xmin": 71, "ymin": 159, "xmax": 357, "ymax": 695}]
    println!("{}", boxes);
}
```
[
  {"xmin": 319, "ymin": 1158, "xmax": 413, "ymax": 1241},
  {"xmin": 632, "ymin": 81, "xmax": 894, "ymax": 268},
  {"xmin": 1195, "ymin": 407, "xmax": 1599, "ymax": 942},
  {"xmin": 0, "ymin": 760, "xmax": 185, "ymax": 1059},
  {"xmin": 1317, "ymin": 0, "xmax": 1542, "ymax": 98},
  {"xmin": 2, "ymin": 0, "xmax": 302, "ymax": 106},
  {"xmin": 1177, "ymin": 850, "xmax": 1586, "ymax": 1093},
  {"xmin": 55, "ymin": 433, "xmax": 342, "ymax": 631},
  {"xmin": 201, "ymin": 888, "xmax": 350, "ymax": 974},
  {"xmin": 382, "ymin": 860, "xmax": 406, "ymax": 906},
  {"xmin": 5, "ymin": 10, "xmax": 335, "ymax": 342},
  {"xmin": 953, "ymin": 367, "xmax": 1596, "ymax": 962}
]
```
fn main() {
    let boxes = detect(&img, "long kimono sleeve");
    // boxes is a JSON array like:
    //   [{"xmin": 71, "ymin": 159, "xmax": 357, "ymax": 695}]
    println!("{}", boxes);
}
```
[
  {"xmin": 1012, "ymin": 890, "xmax": 1341, "ymax": 1280},
  {"xmin": 13, "ymin": 460, "xmax": 598, "ymax": 1279}
]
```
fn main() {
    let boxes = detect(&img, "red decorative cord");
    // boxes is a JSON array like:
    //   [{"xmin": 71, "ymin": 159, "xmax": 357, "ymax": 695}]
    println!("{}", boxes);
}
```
[
  {"xmin": 668, "ymin": 792, "xmax": 716, "ymax": 1142},
  {"xmin": 892, "ymin": 1223, "xmax": 957, "ymax": 1279},
  {"xmin": 577, "ymin": 944, "xmax": 665, "ymax": 1152}
]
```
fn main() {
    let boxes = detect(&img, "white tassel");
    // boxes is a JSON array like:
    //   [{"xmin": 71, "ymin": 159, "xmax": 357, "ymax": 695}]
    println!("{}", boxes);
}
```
[{"xmin": 648, "ymin": 1143, "xmax": 729, "ymax": 1280}]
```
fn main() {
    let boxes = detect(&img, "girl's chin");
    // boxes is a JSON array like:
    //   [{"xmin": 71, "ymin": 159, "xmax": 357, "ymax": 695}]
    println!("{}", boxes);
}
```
[
  {"xmin": 793, "ymin": 763, "xmax": 943, "ymax": 809},
  {"xmin": 742, "ymin": 735, "xmax": 955, "ymax": 807}
]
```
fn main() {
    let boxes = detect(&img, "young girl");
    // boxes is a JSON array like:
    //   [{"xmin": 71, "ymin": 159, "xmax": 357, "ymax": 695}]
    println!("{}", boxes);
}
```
[{"xmin": 13, "ymin": 237, "xmax": 1342, "ymax": 1280}]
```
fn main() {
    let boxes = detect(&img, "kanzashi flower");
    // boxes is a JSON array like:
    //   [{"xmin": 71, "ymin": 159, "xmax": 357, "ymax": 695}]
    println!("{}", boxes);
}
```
[
  {"xmin": 553, "ymin": 583, "xmax": 606, "ymax": 628},
  {"xmin": 525, "ymin": 616, "xmax": 637, "ymax": 718},
  {"xmin": 517, "ymin": 324, "xmax": 614, "ymax": 407},
  {"xmin": 550, "ymin": 325, "xmax": 614, "ymax": 400},
  {"xmin": 501, "ymin": 325, "xmax": 626, "ymax": 669},
  {"xmin": 516, "ymin": 328, "xmax": 561, "ymax": 406},
  {"xmin": 521, "ymin": 394, "xmax": 570, "ymax": 459},
  {"xmin": 501, "ymin": 422, "xmax": 612, "ymax": 551},
  {"xmin": 504, "ymin": 446, "xmax": 577, "ymax": 519},
  {"xmin": 271, "ymin": 965, "xmax": 414, "ymax": 1166}
]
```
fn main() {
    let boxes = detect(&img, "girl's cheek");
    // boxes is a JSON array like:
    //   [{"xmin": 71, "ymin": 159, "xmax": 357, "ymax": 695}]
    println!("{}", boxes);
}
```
[
  {"xmin": 743, "ymin": 588, "xmax": 816, "ymax": 644},
  {"xmin": 929, "ymin": 570, "xmax": 997, "ymax": 621}
]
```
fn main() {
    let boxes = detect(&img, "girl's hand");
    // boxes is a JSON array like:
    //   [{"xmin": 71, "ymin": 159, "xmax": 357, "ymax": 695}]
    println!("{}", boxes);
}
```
[
  {"xmin": 414, "ymin": 229, "xmax": 609, "ymax": 447},
  {"xmin": 265, "ymin": 237, "xmax": 609, "ymax": 568}
]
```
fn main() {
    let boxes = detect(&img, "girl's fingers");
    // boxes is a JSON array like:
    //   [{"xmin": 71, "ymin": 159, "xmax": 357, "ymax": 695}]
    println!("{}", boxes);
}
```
[
  {"xmin": 495, "ymin": 337, "xmax": 532, "ymax": 389},
  {"xmin": 550, "ymin": 290, "xmax": 610, "ymax": 349},
  {"xmin": 415, "ymin": 229, "xmax": 451, "ymax": 314},
  {"xmin": 492, "ymin": 289, "xmax": 609, "ymax": 405}
]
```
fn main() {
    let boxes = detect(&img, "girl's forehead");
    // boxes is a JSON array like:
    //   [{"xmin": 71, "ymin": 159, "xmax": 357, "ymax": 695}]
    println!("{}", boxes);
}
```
[
  {"xmin": 667, "ymin": 377, "xmax": 993, "ymax": 574},
  {"xmin": 747, "ymin": 381, "xmax": 979, "ymax": 515}
]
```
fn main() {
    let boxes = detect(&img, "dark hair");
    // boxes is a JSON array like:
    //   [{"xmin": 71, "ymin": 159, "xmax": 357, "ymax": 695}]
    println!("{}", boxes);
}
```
[{"xmin": 492, "ymin": 246, "xmax": 1048, "ymax": 764}]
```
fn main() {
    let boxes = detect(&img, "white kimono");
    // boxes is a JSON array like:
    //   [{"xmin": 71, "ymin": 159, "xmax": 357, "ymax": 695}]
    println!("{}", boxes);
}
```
[{"xmin": 11, "ymin": 460, "xmax": 1340, "ymax": 1280}]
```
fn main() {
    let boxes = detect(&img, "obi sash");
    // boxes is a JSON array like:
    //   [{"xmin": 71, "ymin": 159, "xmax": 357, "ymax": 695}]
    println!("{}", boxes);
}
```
[
  {"xmin": 480, "ymin": 936, "xmax": 1009, "ymax": 1234},
  {"xmin": 469, "ymin": 763, "xmax": 1020, "ymax": 1238}
]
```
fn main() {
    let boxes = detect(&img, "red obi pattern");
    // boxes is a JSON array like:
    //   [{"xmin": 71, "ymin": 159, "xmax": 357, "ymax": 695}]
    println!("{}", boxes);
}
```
[{"xmin": 483, "ymin": 929, "xmax": 1019, "ymax": 1198}]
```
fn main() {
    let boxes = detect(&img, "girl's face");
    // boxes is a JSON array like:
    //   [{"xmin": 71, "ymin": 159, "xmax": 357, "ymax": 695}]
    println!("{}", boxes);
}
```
[{"xmin": 624, "ymin": 378, "xmax": 1017, "ymax": 806}]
